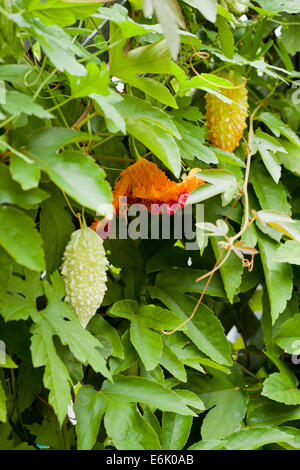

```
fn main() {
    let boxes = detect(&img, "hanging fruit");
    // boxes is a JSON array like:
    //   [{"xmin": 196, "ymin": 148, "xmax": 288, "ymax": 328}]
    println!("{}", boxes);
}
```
[
  {"xmin": 205, "ymin": 71, "xmax": 249, "ymax": 152},
  {"xmin": 91, "ymin": 158, "xmax": 205, "ymax": 235},
  {"xmin": 61, "ymin": 227, "xmax": 108, "ymax": 328},
  {"xmin": 112, "ymin": 158, "xmax": 204, "ymax": 214}
]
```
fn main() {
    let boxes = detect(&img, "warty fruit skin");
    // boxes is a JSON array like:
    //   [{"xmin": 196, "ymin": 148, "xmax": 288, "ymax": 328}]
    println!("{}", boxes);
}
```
[
  {"xmin": 61, "ymin": 227, "xmax": 108, "ymax": 328},
  {"xmin": 205, "ymin": 72, "xmax": 249, "ymax": 152}
]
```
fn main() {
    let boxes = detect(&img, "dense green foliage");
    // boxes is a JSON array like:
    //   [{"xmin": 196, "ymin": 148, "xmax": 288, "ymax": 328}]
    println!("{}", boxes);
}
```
[{"xmin": 1, "ymin": 0, "xmax": 300, "ymax": 451}]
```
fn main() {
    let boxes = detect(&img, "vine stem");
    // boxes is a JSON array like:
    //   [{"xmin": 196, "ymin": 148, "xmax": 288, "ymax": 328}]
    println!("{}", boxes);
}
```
[
  {"xmin": 92, "ymin": 134, "xmax": 116, "ymax": 150},
  {"xmin": 34, "ymin": 393, "xmax": 54, "ymax": 411},
  {"xmin": 46, "ymin": 85, "xmax": 69, "ymax": 128},
  {"xmin": 10, "ymin": 369, "xmax": 17, "ymax": 396},
  {"xmin": 195, "ymin": 248, "xmax": 232, "ymax": 283},
  {"xmin": 62, "ymin": 417, "xmax": 70, "ymax": 450},
  {"xmin": 0, "ymin": 115, "xmax": 18, "ymax": 128},
  {"xmin": 230, "ymin": 100, "xmax": 266, "ymax": 243},
  {"xmin": 48, "ymin": 96, "xmax": 73, "ymax": 112},
  {"xmin": 74, "ymin": 111, "xmax": 98, "ymax": 130},
  {"xmin": 241, "ymin": 103, "xmax": 264, "ymax": 225},
  {"xmin": 94, "ymin": 155, "xmax": 135, "ymax": 162},
  {"xmin": 1, "ymin": 142, "xmax": 33, "ymax": 164},
  {"xmin": 162, "ymin": 248, "xmax": 226, "ymax": 335},
  {"xmin": 62, "ymin": 190, "xmax": 85, "ymax": 239},
  {"xmin": 24, "ymin": 54, "xmax": 47, "ymax": 88},
  {"xmin": 131, "ymin": 136, "xmax": 142, "ymax": 161},
  {"xmin": 33, "ymin": 66, "xmax": 57, "ymax": 101},
  {"xmin": 72, "ymin": 101, "xmax": 94, "ymax": 130},
  {"xmin": 235, "ymin": 361, "xmax": 263, "ymax": 382}
]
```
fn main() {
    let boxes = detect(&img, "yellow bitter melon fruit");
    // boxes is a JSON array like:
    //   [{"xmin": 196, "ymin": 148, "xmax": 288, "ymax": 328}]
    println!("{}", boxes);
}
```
[{"xmin": 205, "ymin": 71, "xmax": 249, "ymax": 152}]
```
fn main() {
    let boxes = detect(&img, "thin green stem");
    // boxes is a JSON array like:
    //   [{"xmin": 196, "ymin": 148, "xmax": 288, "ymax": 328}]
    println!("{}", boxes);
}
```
[
  {"xmin": 102, "ymin": 166, "xmax": 124, "ymax": 171},
  {"xmin": 47, "ymin": 85, "xmax": 69, "ymax": 128},
  {"xmin": 0, "ymin": 115, "xmax": 18, "ymax": 129},
  {"xmin": 74, "ymin": 110, "xmax": 97, "ymax": 131},
  {"xmin": 235, "ymin": 361, "xmax": 263, "ymax": 382},
  {"xmin": 33, "ymin": 66, "xmax": 57, "ymax": 101},
  {"xmin": 131, "ymin": 136, "xmax": 141, "ymax": 161},
  {"xmin": 48, "ymin": 96, "xmax": 73, "ymax": 112},
  {"xmin": 78, "ymin": 39, "xmax": 123, "ymax": 62},
  {"xmin": 270, "ymin": 19, "xmax": 300, "ymax": 26},
  {"xmin": 10, "ymin": 369, "xmax": 17, "ymax": 396},
  {"xmin": 24, "ymin": 54, "xmax": 48, "ymax": 89},
  {"xmin": 94, "ymin": 155, "xmax": 134, "ymax": 162},
  {"xmin": 244, "ymin": 385, "xmax": 263, "ymax": 392},
  {"xmin": 1, "ymin": 142, "xmax": 33, "ymax": 163},
  {"xmin": 92, "ymin": 135, "xmax": 116, "ymax": 150}
]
